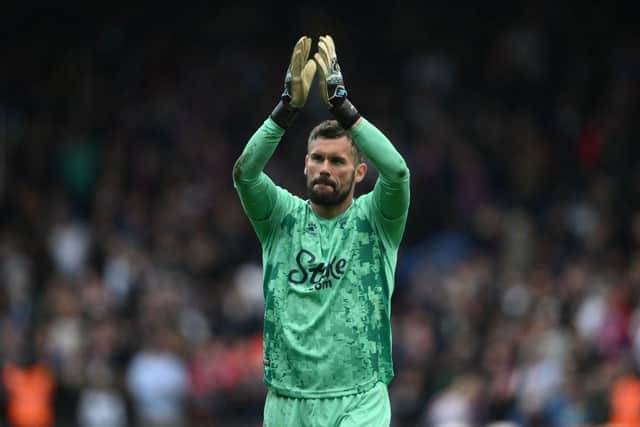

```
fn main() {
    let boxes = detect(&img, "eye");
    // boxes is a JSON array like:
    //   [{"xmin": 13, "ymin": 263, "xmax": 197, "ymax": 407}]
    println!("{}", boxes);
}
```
[
  {"xmin": 310, "ymin": 154, "xmax": 323, "ymax": 162},
  {"xmin": 331, "ymin": 157, "xmax": 346, "ymax": 165}
]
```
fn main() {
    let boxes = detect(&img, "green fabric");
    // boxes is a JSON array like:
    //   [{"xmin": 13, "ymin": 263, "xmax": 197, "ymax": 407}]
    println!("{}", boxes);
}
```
[
  {"xmin": 234, "ymin": 117, "xmax": 409, "ymax": 398},
  {"xmin": 263, "ymin": 382, "xmax": 391, "ymax": 427},
  {"xmin": 233, "ymin": 118, "xmax": 285, "ymax": 227},
  {"xmin": 349, "ymin": 118, "xmax": 410, "ymax": 221}
]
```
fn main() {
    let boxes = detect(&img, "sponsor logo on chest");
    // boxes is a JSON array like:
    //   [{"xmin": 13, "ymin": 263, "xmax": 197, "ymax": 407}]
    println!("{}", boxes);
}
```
[{"xmin": 287, "ymin": 249, "xmax": 347, "ymax": 291}]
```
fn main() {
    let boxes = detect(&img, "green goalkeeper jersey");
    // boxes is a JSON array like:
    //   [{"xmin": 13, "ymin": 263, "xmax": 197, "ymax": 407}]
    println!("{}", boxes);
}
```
[{"xmin": 233, "ymin": 117, "xmax": 410, "ymax": 398}]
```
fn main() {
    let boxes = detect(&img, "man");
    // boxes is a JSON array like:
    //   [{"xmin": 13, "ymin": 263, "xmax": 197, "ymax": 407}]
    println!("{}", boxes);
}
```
[{"xmin": 233, "ymin": 35, "xmax": 410, "ymax": 426}]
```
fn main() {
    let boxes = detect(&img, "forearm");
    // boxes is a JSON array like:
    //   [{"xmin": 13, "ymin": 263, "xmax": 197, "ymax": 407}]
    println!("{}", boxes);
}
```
[
  {"xmin": 233, "ymin": 117, "xmax": 284, "ymax": 182},
  {"xmin": 233, "ymin": 117, "xmax": 284, "ymax": 220},
  {"xmin": 350, "ymin": 118, "xmax": 409, "ymax": 183},
  {"xmin": 350, "ymin": 118, "xmax": 410, "ymax": 219}
]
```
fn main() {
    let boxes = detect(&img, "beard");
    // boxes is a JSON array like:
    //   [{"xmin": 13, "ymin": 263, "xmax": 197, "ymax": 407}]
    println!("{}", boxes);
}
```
[{"xmin": 307, "ymin": 173, "xmax": 355, "ymax": 206}]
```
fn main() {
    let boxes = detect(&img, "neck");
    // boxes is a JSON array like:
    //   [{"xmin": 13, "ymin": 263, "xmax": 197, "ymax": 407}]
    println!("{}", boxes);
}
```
[{"xmin": 311, "ymin": 195, "xmax": 354, "ymax": 219}]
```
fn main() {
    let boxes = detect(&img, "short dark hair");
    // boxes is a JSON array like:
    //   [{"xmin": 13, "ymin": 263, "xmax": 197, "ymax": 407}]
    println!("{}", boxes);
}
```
[{"xmin": 308, "ymin": 120, "xmax": 365, "ymax": 164}]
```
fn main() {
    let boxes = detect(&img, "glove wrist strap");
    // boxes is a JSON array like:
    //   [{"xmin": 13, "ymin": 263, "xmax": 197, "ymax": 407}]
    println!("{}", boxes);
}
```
[
  {"xmin": 270, "ymin": 101, "xmax": 299, "ymax": 129},
  {"xmin": 330, "ymin": 99, "xmax": 360, "ymax": 129}
]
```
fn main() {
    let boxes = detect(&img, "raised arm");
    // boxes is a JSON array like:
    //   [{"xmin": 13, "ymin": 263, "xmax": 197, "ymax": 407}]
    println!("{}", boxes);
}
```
[
  {"xmin": 350, "ymin": 118, "xmax": 410, "ymax": 220},
  {"xmin": 314, "ymin": 35, "xmax": 409, "ymax": 221},
  {"xmin": 232, "ymin": 118, "xmax": 285, "ymax": 221},
  {"xmin": 233, "ymin": 36, "xmax": 316, "ymax": 223}
]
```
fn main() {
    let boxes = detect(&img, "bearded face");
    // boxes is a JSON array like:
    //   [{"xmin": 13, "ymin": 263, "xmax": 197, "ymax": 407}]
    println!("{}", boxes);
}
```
[
  {"xmin": 307, "ymin": 170, "xmax": 356, "ymax": 206},
  {"xmin": 304, "ymin": 135, "xmax": 366, "ymax": 211}
]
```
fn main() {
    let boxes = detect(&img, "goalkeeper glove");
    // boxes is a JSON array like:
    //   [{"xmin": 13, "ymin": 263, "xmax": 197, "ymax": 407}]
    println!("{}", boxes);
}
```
[
  {"xmin": 271, "ymin": 36, "xmax": 317, "ymax": 129},
  {"xmin": 313, "ymin": 35, "xmax": 361, "ymax": 129}
]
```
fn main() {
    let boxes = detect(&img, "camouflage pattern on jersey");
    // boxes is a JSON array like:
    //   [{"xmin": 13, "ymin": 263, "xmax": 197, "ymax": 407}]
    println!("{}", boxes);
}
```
[{"xmin": 257, "ymin": 188, "xmax": 403, "ymax": 398}]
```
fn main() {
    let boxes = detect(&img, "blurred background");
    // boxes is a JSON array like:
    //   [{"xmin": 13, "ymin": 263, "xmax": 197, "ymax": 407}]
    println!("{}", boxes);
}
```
[{"xmin": 1, "ymin": 2, "xmax": 639, "ymax": 426}]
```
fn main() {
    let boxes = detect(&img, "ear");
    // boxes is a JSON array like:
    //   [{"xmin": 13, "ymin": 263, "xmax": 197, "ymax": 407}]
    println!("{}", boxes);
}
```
[
  {"xmin": 304, "ymin": 154, "xmax": 309, "ymax": 175},
  {"xmin": 354, "ymin": 162, "xmax": 367, "ymax": 183}
]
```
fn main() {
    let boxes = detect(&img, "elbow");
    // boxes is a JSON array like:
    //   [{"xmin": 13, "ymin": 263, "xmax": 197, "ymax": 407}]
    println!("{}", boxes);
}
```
[
  {"xmin": 394, "ymin": 158, "xmax": 410, "ymax": 182},
  {"xmin": 232, "ymin": 159, "xmax": 244, "ymax": 183}
]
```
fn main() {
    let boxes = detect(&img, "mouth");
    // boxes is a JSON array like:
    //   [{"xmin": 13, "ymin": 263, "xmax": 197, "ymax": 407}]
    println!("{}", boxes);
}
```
[
  {"xmin": 314, "ymin": 183, "xmax": 335, "ymax": 192},
  {"xmin": 312, "ymin": 179, "xmax": 336, "ymax": 190}
]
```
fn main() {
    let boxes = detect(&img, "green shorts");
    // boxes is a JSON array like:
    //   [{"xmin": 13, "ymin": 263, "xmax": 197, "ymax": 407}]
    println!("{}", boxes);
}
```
[{"xmin": 263, "ymin": 382, "xmax": 391, "ymax": 427}]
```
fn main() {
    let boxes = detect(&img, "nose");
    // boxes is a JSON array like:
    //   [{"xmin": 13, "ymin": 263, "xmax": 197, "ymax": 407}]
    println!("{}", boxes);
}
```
[{"xmin": 319, "ymin": 160, "xmax": 331, "ymax": 175}]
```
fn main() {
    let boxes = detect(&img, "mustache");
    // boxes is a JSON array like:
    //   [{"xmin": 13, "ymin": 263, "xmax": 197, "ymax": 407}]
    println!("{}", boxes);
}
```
[{"xmin": 312, "ymin": 177, "xmax": 336, "ymax": 188}]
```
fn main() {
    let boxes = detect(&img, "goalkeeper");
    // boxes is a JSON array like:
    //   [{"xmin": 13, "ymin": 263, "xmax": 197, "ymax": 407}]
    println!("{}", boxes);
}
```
[{"xmin": 233, "ymin": 35, "xmax": 410, "ymax": 427}]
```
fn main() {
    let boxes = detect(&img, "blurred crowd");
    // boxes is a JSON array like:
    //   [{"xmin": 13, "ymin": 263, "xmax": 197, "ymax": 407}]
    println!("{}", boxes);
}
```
[{"xmin": 2, "ymin": 2, "xmax": 640, "ymax": 427}]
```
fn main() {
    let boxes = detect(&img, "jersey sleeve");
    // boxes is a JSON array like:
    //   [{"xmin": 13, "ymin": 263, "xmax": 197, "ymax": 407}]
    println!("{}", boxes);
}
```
[
  {"xmin": 350, "ymin": 118, "xmax": 410, "ymax": 247},
  {"xmin": 233, "ymin": 117, "xmax": 295, "ymax": 244}
]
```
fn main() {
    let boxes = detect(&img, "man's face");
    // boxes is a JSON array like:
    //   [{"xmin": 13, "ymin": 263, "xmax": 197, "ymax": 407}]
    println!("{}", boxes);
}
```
[{"xmin": 305, "ymin": 136, "xmax": 365, "ymax": 206}]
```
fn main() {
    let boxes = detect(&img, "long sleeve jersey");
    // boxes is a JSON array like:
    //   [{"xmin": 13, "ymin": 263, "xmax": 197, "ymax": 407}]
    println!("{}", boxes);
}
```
[{"xmin": 233, "ymin": 117, "xmax": 409, "ymax": 398}]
